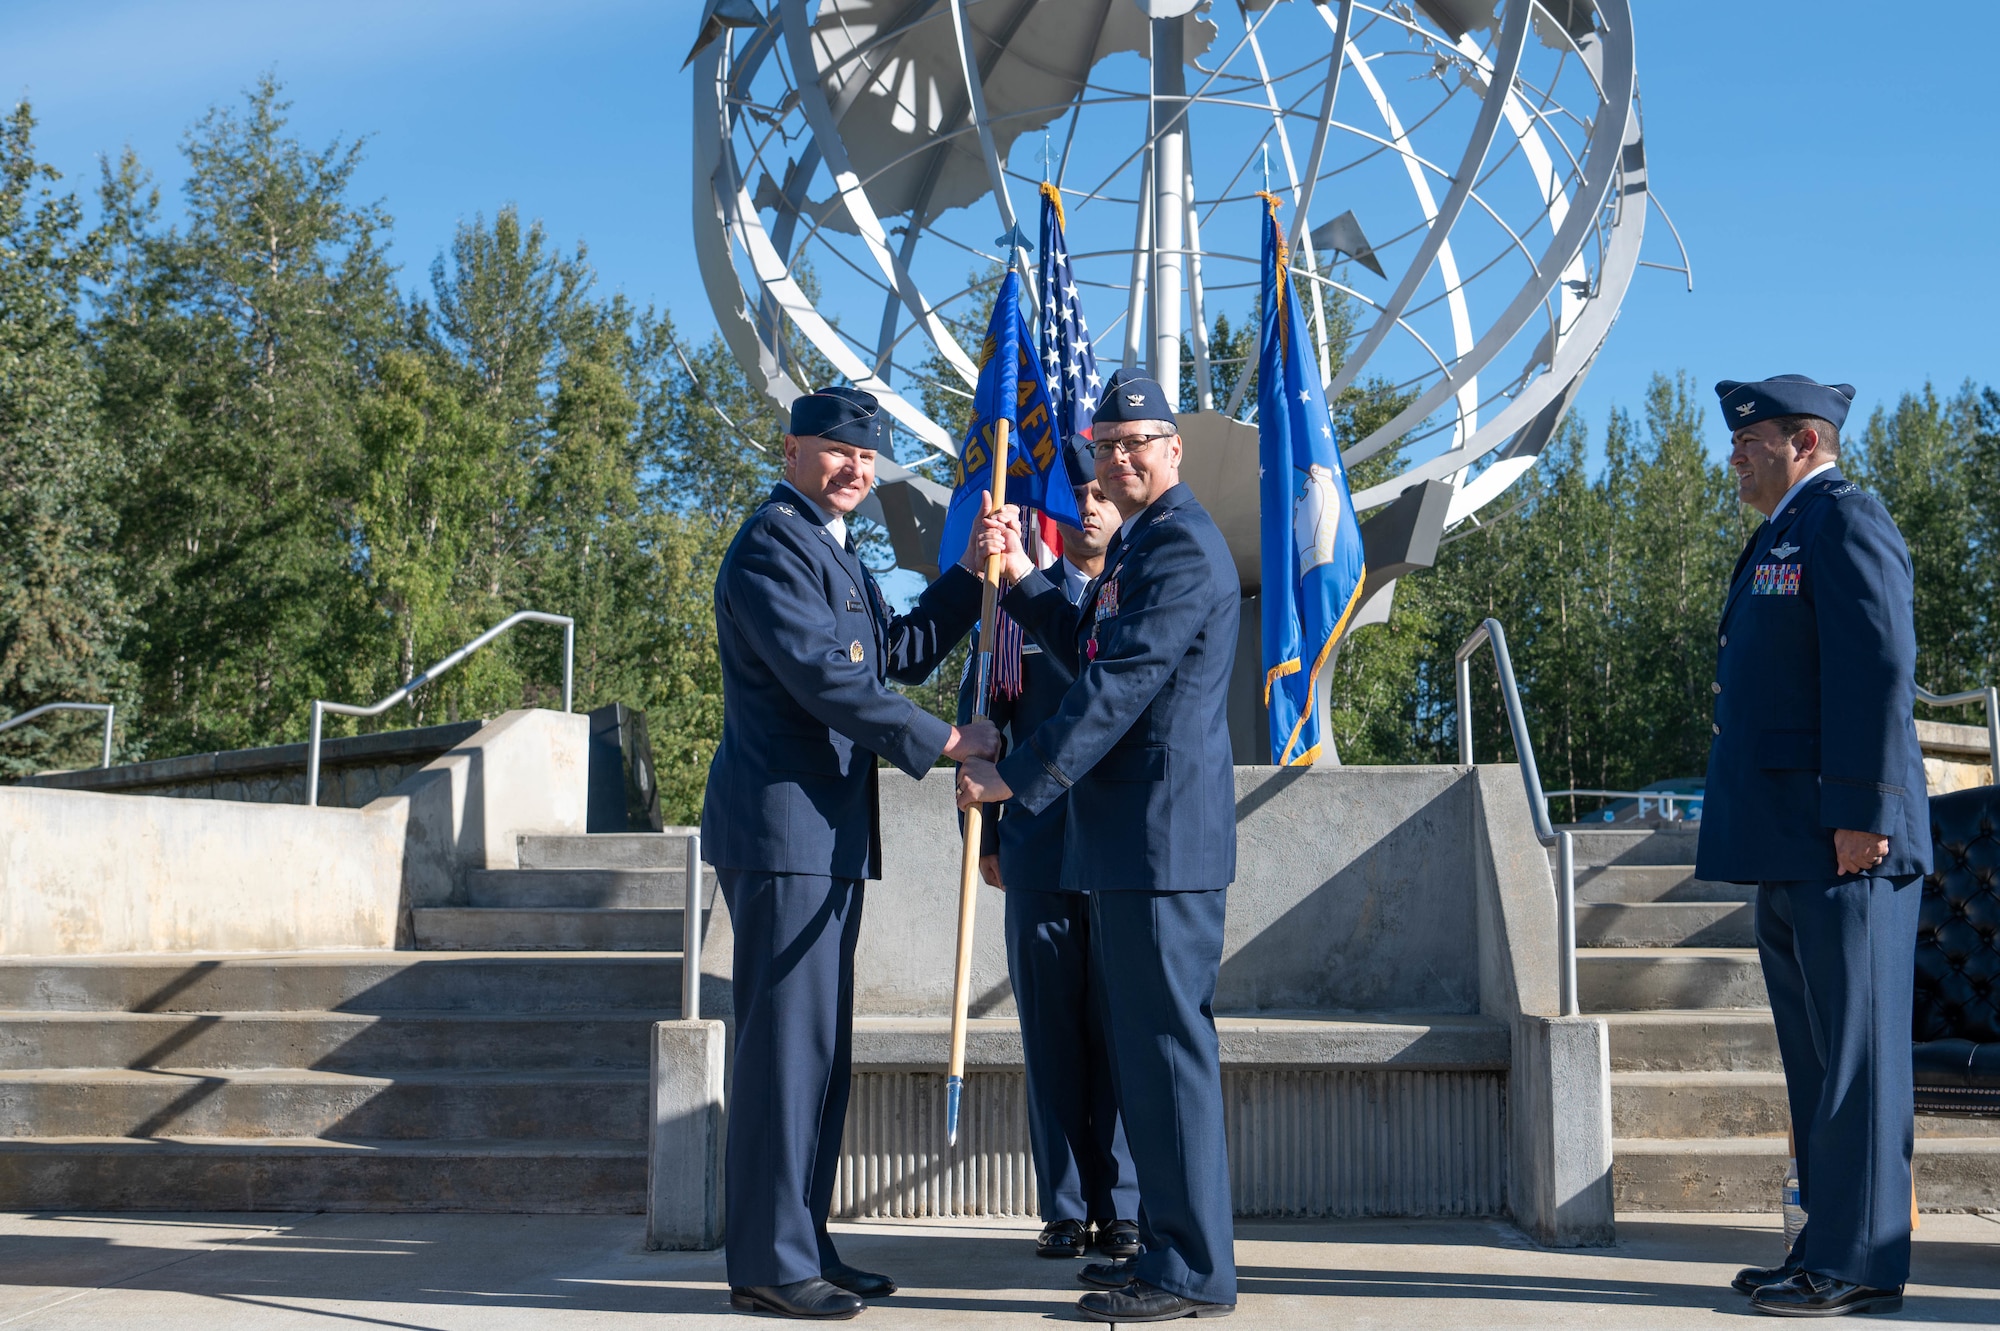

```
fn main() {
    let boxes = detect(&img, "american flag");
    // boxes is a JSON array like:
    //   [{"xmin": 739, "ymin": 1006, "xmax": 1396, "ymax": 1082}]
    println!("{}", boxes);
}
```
[
  {"xmin": 991, "ymin": 185, "xmax": 1099, "ymax": 700},
  {"xmin": 1037, "ymin": 181, "xmax": 1101, "ymax": 442}
]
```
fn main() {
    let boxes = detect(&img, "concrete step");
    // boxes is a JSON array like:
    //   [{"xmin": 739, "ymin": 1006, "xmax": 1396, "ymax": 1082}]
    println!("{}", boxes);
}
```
[
  {"xmin": 1606, "ymin": 1010, "xmax": 1780, "ymax": 1072},
  {"xmin": 0, "ymin": 953, "xmax": 683, "ymax": 1013},
  {"xmin": 1613, "ymin": 1136, "xmax": 2000, "ymax": 1212},
  {"xmin": 0, "ymin": 1010, "xmax": 670, "ymax": 1071},
  {"xmin": 412, "ymin": 908, "xmax": 703, "ymax": 951},
  {"xmin": 1573, "ymin": 865, "xmax": 1751, "ymax": 904},
  {"xmin": 1576, "ymin": 902, "xmax": 1754, "ymax": 948},
  {"xmin": 1554, "ymin": 828, "xmax": 1703, "ymax": 867},
  {"xmin": 465, "ymin": 868, "xmax": 710, "ymax": 909},
  {"xmin": 517, "ymin": 833, "xmax": 703, "ymax": 872},
  {"xmin": 0, "ymin": 1068, "xmax": 646, "ymax": 1140},
  {"xmin": 0, "ymin": 1136, "xmax": 646, "ymax": 1212},
  {"xmin": 1580, "ymin": 948, "xmax": 1768, "ymax": 1012},
  {"xmin": 1613, "ymin": 1070, "xmax": 1790, "ymax": 1139}
]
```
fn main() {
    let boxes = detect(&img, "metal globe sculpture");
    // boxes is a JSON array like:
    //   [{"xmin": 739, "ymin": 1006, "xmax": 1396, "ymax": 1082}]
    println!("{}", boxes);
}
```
[{"xmin": 687, "ymin": 0, "xmax": 1681, "ymax": 603}]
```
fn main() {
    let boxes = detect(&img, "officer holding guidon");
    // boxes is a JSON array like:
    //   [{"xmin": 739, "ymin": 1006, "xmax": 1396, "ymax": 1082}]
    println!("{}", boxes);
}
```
[
  {"xmin": 702, "ymin": 385, "xmax": 997, "ymax": 1321},
  {"xmin": 959, "ymin": 437, "xmax": 1142, "ymax": 1264},
  {"xmin": 1696, "ymin": 374, "xmax": 1930, "ymax": 1318},
  {"xmin": 959, "ymin": 369, "xmax": 1240, "ymax": 1323}
]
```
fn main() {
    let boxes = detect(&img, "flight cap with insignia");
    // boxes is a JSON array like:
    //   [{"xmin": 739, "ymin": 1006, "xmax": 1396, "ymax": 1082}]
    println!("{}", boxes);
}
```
[
  {"xmin": 1091, "ymin": 366, "xmax": 1176, "ymax": 429},
  {"xmin": 790, "ymin": 384, "xmax": 886, "ymax": 448},
  {"xmin": 1063, "ymin": 433, "xmax": 1096, "ymax": 488},
  {"xmin": 1714, "ymin": 374, "xmax": 1856, "ymax": 432}
]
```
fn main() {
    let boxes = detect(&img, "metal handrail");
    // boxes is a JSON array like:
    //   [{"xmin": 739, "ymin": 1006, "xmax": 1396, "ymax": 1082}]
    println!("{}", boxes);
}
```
[
  {"xmin": 0, "ymin": 702, "xmax": 115, "ymax": 769},
  {"xmin": 666, "ymin": 825, "xmax": 705, "ymax": 1021},
  {"xmin": 1915, "ymin": 683, "xmax": 1999, "ymax": 774},
  {"xmin": 304, "ymin": 611, "xmax": 574, "ymax": 807},
  {"xmin": 1547, "ymin": 788, "xmax": 1702, "ymax": 822},
  {"xmin": 1455, "ymin": 619, "xmax": 1579, "ymax": 1017}
]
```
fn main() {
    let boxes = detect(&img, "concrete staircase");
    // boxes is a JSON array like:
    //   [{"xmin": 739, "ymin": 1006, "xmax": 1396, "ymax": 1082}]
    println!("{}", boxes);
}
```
[
  {"xmin": 1574, "ymin": 825, "xmax": 2000, "ymax": 1211},
  {"xmin": 0, "ymin": 834, "xmax": 703, "ymax": 1212}
]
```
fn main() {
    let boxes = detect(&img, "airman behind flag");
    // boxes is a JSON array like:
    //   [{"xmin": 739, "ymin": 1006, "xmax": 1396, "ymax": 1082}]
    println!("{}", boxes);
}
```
[{"xmin": 1256, "ymin": 192, "xmax": 1366, "ymax": 766}]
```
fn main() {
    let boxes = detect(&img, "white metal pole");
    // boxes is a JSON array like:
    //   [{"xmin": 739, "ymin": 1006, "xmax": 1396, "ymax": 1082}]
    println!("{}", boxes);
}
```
[
  {"xmin": 1150, "ymin": 16, "xmax": 1187, "ymax": 404},
  {"xmin": 683, "ymin": 829, "xmax": 703, "ymax": 1021}
]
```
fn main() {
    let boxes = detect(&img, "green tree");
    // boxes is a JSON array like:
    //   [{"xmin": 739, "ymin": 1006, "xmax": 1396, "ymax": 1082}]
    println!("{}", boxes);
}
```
[
  {"xmin": 1848, "ymin": 383, "xmax": 1990, "ymax": 705},
  {"xmin": 95, "ymin": 76, "xmax": 398, "ymax": 754},
  {"xmin": 0, "ymin": 102, "xmax": 133, "ymax": 774}
]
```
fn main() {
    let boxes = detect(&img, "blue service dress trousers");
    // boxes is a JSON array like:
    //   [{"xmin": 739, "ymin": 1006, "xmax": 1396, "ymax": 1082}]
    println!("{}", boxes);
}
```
[
  {"xmin": 717, "ymin": 869, "xmax": 863, "ymax": 1288},
  {"xmin": 1004, "ymin": 885, "xmax": 1140, "ymax": 1224},
  {"xmin": 1755, "ymin": 873, "xmax": 1922, "ymax": 1290},
  {"xmin": 1088, "ymin": 887, "xmax": 1235, "ymax": 1305}
]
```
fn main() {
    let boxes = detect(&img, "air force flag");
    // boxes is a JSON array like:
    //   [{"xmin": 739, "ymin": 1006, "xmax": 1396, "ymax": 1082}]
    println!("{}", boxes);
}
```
[
  {"xmin": 1256, "ymin": 193, "xmax": 1366, "ymax": 766},
  {"xmin": 937, "ymin": 269, "xmax": 1083, "ymax": 571}
]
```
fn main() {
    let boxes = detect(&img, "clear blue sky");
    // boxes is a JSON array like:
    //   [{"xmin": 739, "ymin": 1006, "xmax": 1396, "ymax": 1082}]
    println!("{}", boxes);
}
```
[{"xmin": 4, "ymin": 0, "xmax": 1993, "ymax": 450}]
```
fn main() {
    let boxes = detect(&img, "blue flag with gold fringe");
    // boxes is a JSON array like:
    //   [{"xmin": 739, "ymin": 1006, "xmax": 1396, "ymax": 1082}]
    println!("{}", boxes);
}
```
[
  {"xmin": 937, "ymin": 270, "xmax": 1082, "ymax": 574},
  {"xmin": 1256, "ymin": 193, "xmax": 1366, "ymax": 766}
]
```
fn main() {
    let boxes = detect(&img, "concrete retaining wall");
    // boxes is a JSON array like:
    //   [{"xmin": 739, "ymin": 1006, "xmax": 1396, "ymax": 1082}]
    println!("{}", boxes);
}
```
[
  {"xmin": 0, "ymin": 709, "xmax": 588, "ymax": 955},
  {"xmin": 17, "ymin": 722, "xmax": 483, "ymax": 810},
  {"xmin": 672, "ymin": 761, "xmax": 1609, "ymax": 1242}
]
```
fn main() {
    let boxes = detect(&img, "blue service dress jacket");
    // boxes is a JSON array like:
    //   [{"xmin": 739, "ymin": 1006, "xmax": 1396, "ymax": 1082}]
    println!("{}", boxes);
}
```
[
  {"xmin": 702, "ymin": 485, "xmax": 983, "ymax": 879},
  {"xmin": 994, "ymin": 483, "xmax": 1240, "ymax": 894},
  {"xmin": 1695, "ymin": 471, "xmax": 1932, "ymax": 883},
  {"xmin": 959, "ymin": 627, "xmax": 1078, "ymax": 891}
]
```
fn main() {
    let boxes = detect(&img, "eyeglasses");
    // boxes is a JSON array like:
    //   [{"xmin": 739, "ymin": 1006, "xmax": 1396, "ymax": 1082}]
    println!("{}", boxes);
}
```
[{"xmin": 1091, "ymin": 432, "xmax": 1175, "ymax": 461}]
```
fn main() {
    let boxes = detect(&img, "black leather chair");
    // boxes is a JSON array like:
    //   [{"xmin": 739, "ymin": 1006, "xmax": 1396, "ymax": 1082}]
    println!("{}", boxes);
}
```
[{"xmin": 1915, "ymin": 784, "xmax": 2000, "ymax": 1115}]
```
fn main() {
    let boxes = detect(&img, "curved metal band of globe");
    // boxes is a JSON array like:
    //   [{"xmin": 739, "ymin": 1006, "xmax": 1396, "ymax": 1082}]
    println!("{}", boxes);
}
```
[{"xmin": 781, "ymin": 0, "xmax": 982, "ymax": 388}]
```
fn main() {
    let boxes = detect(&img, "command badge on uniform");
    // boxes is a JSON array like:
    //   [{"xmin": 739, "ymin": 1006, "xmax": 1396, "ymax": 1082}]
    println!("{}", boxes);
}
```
[
  {"xmin": 849, "ymin": 640, "xmax": 865, "ymax": 663},
  {"xmin": 1752, "ymin": 563, "xmax": 1802, "ymax": 596}
]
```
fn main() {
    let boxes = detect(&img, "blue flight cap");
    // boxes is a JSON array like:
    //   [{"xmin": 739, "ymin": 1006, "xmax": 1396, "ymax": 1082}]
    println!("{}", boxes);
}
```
[
  {"xmin": 1063, "ymin": 434, "xmax": 1096, "ymax": 488},
  {"xmin": 1091, "ymin": 367, "xmax": 1176, "ymax": 428},
  {"xmin": 790, "ymin": 384, "xmax": 885, "ymax": 448},
  {"xmin": 1714, "ymin": 374, "xmax": 1856, "ymax": 432}
]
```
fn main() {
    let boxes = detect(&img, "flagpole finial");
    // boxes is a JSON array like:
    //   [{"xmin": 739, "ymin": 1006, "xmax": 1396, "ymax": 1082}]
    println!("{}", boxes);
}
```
[{"xmin": 1260, "ymin": 141, "xmax": 1271, "ymax": 194}]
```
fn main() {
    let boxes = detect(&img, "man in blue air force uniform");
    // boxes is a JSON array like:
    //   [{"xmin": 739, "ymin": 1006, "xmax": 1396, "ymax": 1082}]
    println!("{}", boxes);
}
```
[
  {"xmin": 1695, "ymin": 374, "xmax": 1930, "ymax": 1319},
  {"xmin": 702, "ymin": 385, "xmax": 997, "ymax": 1321},
  {"xmin": 959, "ymin": 438, "xmax": 1141, "ymax": 1263},
  {"xmin": 958, "ymin": 370, "xmax": 1239, "ymax": 1323}
]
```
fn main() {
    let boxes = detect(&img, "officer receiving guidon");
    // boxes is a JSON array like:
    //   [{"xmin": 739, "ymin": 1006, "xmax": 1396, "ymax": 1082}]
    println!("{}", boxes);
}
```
[
  {"xmin": 958, "ymin": 436, "xmax": 1142, "ymax": 1265},
  {"xmin": 1696, "ymin": 374, "xmax": 1931, "ymax": 1318},
  {"xmin": 958, "ymin": 368, "xmax": 1241, "ymax": 1323}
]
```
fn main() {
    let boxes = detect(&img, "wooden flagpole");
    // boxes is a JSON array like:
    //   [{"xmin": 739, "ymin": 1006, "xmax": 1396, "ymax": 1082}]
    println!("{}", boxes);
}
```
[{"xmin": 946, "ymin": 419, "xmax": 1010, "ymax": 1147}]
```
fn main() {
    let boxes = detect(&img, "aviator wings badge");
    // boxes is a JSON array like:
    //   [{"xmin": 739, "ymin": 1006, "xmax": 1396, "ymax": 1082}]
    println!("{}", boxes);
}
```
[{"xmin": 1770, "ymin": 541, "xmax": 1799, "ymax": 559}]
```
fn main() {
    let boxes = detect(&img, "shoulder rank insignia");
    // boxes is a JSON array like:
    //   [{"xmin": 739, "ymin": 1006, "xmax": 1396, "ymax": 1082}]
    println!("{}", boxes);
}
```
[
  {"xmin": 849, "ymin": 640, "xmax": 865, "ymax": 663},
  {"xmin": 1752, "ymin": 563, "xmax": 1801, "ymax": 596},
  {"xmin": 771, "ymin": 502, "xmax": 798, "ymax": 518},
  {"xmin": 1829, "ymin": 482, "xmax": 1861, "ymax": 497}
]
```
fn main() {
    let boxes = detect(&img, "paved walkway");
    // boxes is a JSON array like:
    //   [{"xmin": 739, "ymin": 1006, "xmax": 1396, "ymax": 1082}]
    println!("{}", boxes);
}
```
[{"xmin": 1, "ymin": 1211, "xmax": 1996, "ymax": 1328}]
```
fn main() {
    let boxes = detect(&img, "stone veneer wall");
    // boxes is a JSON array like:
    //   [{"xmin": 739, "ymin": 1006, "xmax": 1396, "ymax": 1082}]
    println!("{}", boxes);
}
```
[
  {"xmin": 1919, "ymin": 718, "xmax": 1994, "ymax": 795},
  {"xmin": 13, "ymin": 721, "xmax": 484, "ymax": 810}
]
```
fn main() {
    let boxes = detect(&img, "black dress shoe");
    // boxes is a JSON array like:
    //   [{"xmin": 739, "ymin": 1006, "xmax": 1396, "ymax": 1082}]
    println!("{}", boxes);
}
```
[
  {"xmin": 728, "ymin": 1277, "xmax": 864, "ymax": 1319},
  {"xmin": 1750, "ymin": 1271, "xmax": 1904, "ymax": 1317},
  {"xmin": 821, "ymin": 1261, "xmax": 896, "ymax": 1299},
  {"xmin": 1037, "ymin": 1218, "xmax": 1089, "ymax": 1258},
  {"xmin": 1077, "ymin": 1279, "xmax": 1235, "ymax": 1322},
  {"xmin": 1093, "ymin": 1218, "xmax": 1142, "ymax": 1260},
  {"xmin": 1732, "ymin": 1255, "xmax": 1804, "ymax": 1296},
  {"xmin": 1078, "ymin": 1258, "xmax": 1137, "ymax": 1289}
]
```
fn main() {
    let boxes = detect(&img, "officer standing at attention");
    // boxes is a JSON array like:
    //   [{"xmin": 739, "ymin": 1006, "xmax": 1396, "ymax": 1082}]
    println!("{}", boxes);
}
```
[
  {"xmin": 1695, "ymin": 374, "xmax": 1930, "ymax": 1318},
  {"xmin": 703, "ymin": 385, "xmax": 998, "ymax": 1321},
  {"xmin": 958, "ymin": 369, "xmax": 1240, "ymax": 1323},
  {"xmin": 962, "ymin": 437, "xmax": 1142, "ymax": 1264}
]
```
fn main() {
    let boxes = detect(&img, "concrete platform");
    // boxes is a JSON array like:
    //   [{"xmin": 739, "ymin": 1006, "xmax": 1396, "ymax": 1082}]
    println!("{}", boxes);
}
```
[{"xmin": 0, "ymin": 1211, "xmax": 1994, "ymax": 1328}]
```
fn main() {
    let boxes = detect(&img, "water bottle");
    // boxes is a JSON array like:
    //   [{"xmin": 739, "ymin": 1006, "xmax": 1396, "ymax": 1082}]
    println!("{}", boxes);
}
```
[{"xmin": 1782, "ymin": 1158, "xmax": 1806, "ymax": 1249}]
